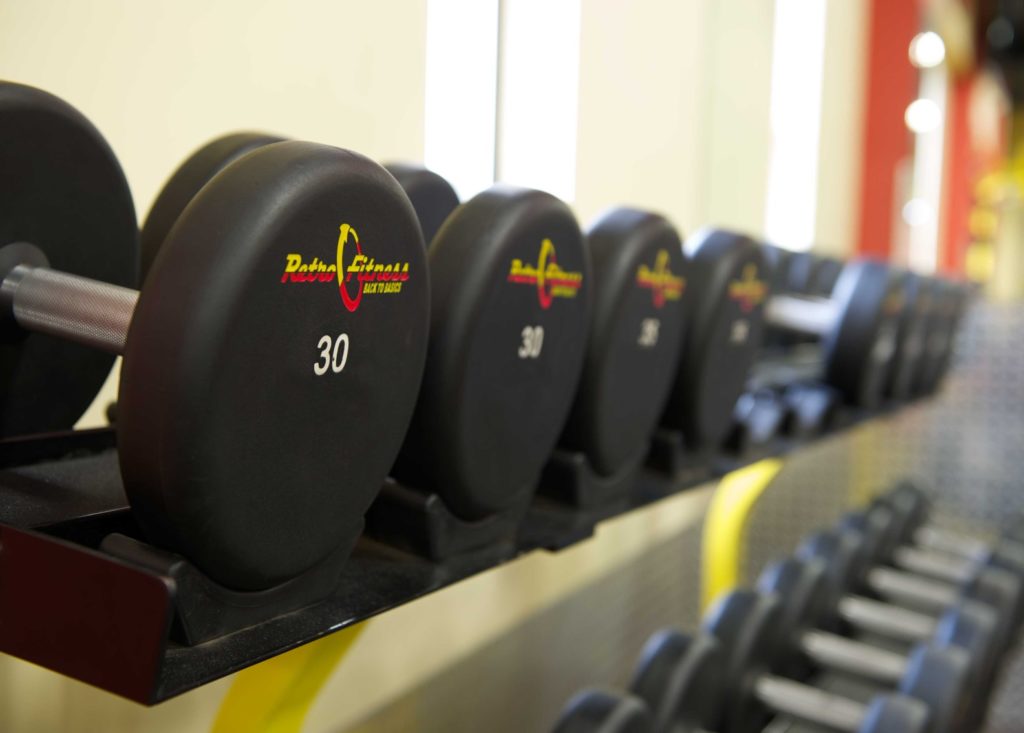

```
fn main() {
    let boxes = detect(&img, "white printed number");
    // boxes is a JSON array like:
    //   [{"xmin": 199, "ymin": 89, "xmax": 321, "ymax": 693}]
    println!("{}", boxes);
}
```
[
  {"xmin": 518, "ymin": 326, "xmax": 544, "ymax": 359},
  {"xmin": 638, "ymin": 318, "xmax": 660, "ymax": 348},
  {"xmin": 730, "ymin": 319, "xmax": 750, "ymax": 345},
  {"xmin": 313, "ymin": 333, "xmax": 350, "ymax": 375}
]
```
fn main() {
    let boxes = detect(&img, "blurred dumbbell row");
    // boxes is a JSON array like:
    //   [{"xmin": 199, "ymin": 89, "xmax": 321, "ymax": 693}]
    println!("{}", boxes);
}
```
[{"xmin": 551, "ymin": 481, "xmax": 1021, "ymax": 733}]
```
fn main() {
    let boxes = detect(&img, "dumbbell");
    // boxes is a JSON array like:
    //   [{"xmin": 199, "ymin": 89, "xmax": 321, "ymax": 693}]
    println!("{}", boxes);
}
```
[
  {"xmin": 374, "ymin": 164, "xmax": 602, "ymax": 517},
  {"xmin": 865, "ymin": 517, "xmax": 1024, "ymax": 633},
  {"xmin": 798, "ymin": 527, "xmax": 1006, "ymax": 722},
  {"xmin": 658, "ymin": 230, "xmax": 768, "ymax": 453},
  {"xmin": 139, "ymin": 132, "xmax": 285, "ymax": 283},
  {"xmin": 913, "ymin": 279, "xmax": 970, "ymax": 396},
  {"xmin": 383, "ymin": 171, "xmax": 593, "ymax": 518},
  {"xmin": 629, "ymin": 630, "xmax": 721, "ymax": 733},
  {"xmin": 876, "ymin": 481, "xmax": 1024, "ymax": 578},
  {"xmin": 786, "ymin": 251, "xmax": 843, "ymax": 298},
  {"xmin": 704, "ymin": 591, "xmax": 932, "ymax": 733},
  {"xmin": 142, "ymin": 140, "xmax": 454, "ymax": 271},
  {"xmin": 758, "ymin": 557, "xmax": 972, "ymax": 732},
  {"xmin": 760, "ymin": 248, "xmax": 842, "ymax": 348},
  {"xmin": 0, "ymin": 81, "xmax": 431, "ymax": 590},
  {"xmin": 383, "ymin": 163, "xmax": 461, "ymax": 247},
  {"xmin": 760, "ymin": 251, "xmax": 904, "ymax": 409},
  {"xmin": 838, "ymin": 504, "xmax": 1024, "ymax": 639},
  {"xmin": 551, "ymin": 689, "xmax": 652, "ymax": 733},
  {"xmin": 885, "ymin": 274, "xmax": 934, "ymax": 402},
  {"xmin": 557, "ymin": 208, "xmax": 689, "ymax": 478},
  {"xmin": 825, "ymin": 510, "xmax": 1015, "ymax": 729},
  {"xmin": 147, "ymin": 141, "xmax": 594, "ymax": 521},
  {"xmin": 630, "ymin": 624, "xmax": 930, "ymax": 733}
]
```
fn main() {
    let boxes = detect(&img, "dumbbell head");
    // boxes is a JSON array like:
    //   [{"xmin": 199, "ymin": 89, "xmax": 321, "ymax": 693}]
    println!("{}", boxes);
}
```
[
  {"xmin": 821, "ymin": 260, "xmax": 904, "ymax": 408},
  {"xmin": 761, "ymin": 244, "xmax": 793, "ymax": 298},
  {"xmin": 817, "ymin": 520, "xmax": 1006, "ymax": 697},
  {"xmin": 913, "ymin": 278, "xmax": 968, "ymax": 395},
  {"xmin": 551, "ymin": 689, "xmax": 652, "ymax": 733},
  {"xmin": 559, "ymin": 208, "xmax": 689, "ymax": 476},
  {"xmin": 661, "ymin": 229, "xmax": 767, "ymax": 449},
  {"xmin": 757, "ymin": 556, "xmax": 831, "ymax": 664},
  {"xmin": 886, "ymin": 273, "xmax": 933, "ymax": 401},
  {"xmin": 881, "ymin": 483, "xmax": 1024, "ymax": 580},
  {"xmin": 759, "ymin": 558, "xmax": 972, "ymax": 733},
  {"xmin": 0, "ymin": 82, "xmax": 138, "ymax": 437},
  {"xmin": 383, "ymin": 163, "xmax": 460, "ymax": 246},
  {"xmin": 703, "ymin": 590, "xmax": 930, "ymax": 733},
  {"xmin": 629, "ymin": 629, "xmax": 722, "ymax": 733},
  {"xmin": 863, "ymin": 496, "xmax": 1024, "ymax": 632},
  {"xmin": 3, "ymin": 82, "xmax": 432, "ymax": 591},
  {"xmin": 140, "ymin": 132, "xmax": 285, "ymax": 282},
  {"xmin": 701, "ymin": 590, "xmax": 781, "ymax": 731},
  {"xmin": 809, "ymin": 255, "xmax": 843, "ymax": 296},
  {"xmin": 395, "ymin": 185, "xmax": 591, "ymax": 518},
  {"xmin": 785, "ymin": 251, "xmax": 820, "ymax": 294},
  {"xmin": 761, "ymin": 257, "xmax": 904, "ymax": 408}
]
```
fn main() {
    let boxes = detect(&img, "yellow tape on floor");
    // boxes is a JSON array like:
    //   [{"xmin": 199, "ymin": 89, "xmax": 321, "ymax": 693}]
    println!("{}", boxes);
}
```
[
  {"xmin": 701, "ymin": 459, "xmax": 784, "ymax": 612},
  {"xmin": 210, "ymin": 622, "xmax": 367, "ymax": 733}
]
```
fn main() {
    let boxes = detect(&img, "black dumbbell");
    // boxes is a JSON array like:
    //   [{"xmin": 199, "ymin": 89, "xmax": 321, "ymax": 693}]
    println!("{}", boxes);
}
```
[
  {"xmin": 0, "ymin": 84, "xmax": 136, "ymax": 437},
  {"xmin": 551, "ymin": 689, "xmax": 652, "ymax": 733},
  {"xmin": 876, "ymin": 482, "xmax": 1024, "ymax": 580},
  {"xmin": 140, "ymin": 132, "xmax": 285, "ymax": 283},
  {"xmin": 838, "ymin": 505, "xmax": 1024, "ymax": 644},
  {"xmin": 758, "ymin": 557, "xmax": 972, "ymax": 732},
  {"xmin": 760, "ymin": 254, "xmax": 903, "ymax": 409},
  {"xmin": 0, "ymin": 82, "xmax": 431, "ymax": 590},
  {"xmin": 885, "ymin": 274, "xmax": 935, "ymax": 402},
  {"xmin": 912, "ymin": 279, "xmax": 970, "ymax": 396},
  {"xmin": 383, "ymin": 164, "xmax": 461, "ymax": 247},
  {"xmin": 659, "ymin": 230, "xmax": 768, "ymax": 453},
  {"xmin": 147, "ymin": 143, "xmax": 595, "ymax": 521},
  {"xmin": 704, "ymin": 591, "xmax": 931, "ymax": 732},
  {"xmin": 631, "ymin": 624, "xmax": 930, "ymax": 733},
  {"xmin": 556, "ymin": 208, "xmax": 690, "ymax": 480},
  {"xmin": 798, "ymin": 527, "xmax": 1006, "ymax": 724},
  {"xmin": 629, "ymin": 630, "xmax": 721, "ymax": 733},
  {"xmin": 387, "ymin": 176, "xmax": 592, "ymax": 519},
  {"xmin": 808, "ymin": 255, "xmax": 843, "ymax": 296}
]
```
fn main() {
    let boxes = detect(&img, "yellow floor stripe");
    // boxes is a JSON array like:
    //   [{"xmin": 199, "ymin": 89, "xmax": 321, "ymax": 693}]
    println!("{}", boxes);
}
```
[
  {"xmin": 210, "ymin": 623, "xmax": 367, "ymax": 733},
  {"xmin": 701, "ymin": 459, "xmax": 784, "ymax": 612}
]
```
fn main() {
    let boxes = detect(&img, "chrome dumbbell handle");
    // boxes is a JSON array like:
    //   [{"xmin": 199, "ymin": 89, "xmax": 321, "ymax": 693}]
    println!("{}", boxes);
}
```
[
  {"xmin": 753, "ymin": 675, "xmax": 868, "ymax": 733},
  {"xmin": 837, "ymin": 595, "xmax": 938, "ymax": 643},
  {"xmin": 866, "ymin": 566, "xmax": 957, "ymax": 610},
  {"xmin": 0, "ymin": 265, "xmax": 136, "ymax": 355},
  {"xmin": 798, "ymin": 629, "xmax": 907, "ymax": 685},
  {"xmin": 914, "ymin": 526, "xmax": 990, "ymax": 559}
]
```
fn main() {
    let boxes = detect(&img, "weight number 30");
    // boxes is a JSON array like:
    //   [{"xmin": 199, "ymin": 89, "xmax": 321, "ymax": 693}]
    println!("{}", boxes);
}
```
[
  {"xmin": 518, "ymin": 325, "xmax": 544, "ymax": 359},
  {"xmin": 314, "ymin": 333, "xmax": 350, "ymax": 375}
]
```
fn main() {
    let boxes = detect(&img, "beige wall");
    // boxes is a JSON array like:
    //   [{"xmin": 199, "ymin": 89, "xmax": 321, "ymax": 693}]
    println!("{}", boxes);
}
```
[
  {"xmin": 573, "ymin": 0, "xmax": 712, "ymax": 234},
  {"xmin": 815, "ymin": 0, "xmax": 871, "ymax": 257},
  {"xmin": 700, "ymin": 0, "xmax": 778, "ymax": 236},
  {"xmin": 575, "ymin": 0, "xmax": 871, "ymax": 251}
]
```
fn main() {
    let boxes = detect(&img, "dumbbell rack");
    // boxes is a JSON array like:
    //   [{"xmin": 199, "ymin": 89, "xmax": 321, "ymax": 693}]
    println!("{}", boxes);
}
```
[{"xmin": 0, "ymin": 404, "xmax": 884, "ymax": 705}]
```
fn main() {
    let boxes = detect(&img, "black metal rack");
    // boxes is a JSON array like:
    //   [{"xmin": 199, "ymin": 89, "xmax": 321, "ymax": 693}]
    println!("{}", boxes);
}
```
[{"xmin": 0, "ymin": 399, "xmax": 880, "ymax": 705}]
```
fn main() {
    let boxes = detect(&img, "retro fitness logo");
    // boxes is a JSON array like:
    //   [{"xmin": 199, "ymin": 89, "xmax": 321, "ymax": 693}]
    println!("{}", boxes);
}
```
[
  {"xmin": 280, "ymin": 224, "xmax": 411, "ymax": 312},
  {"xmin": 636, "ymin": 250, "xmax": 686, "ymax": 308},
  {"xmin": 507, "ymin": 238, "xmax": 584, "ymax": 309},
  {"xmin": 728, "ymin": 263, "xmax": 768, "ymax": 313}
]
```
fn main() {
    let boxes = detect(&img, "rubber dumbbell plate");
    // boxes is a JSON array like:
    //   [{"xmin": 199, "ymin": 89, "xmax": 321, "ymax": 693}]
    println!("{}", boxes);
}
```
[
  {"xmin": 0, "ymin": 82, "xmax": 137, "ymax": 437},
  {"xmin": 120, "ymin": 142, "xmax": 430, "ymax": 590}
]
